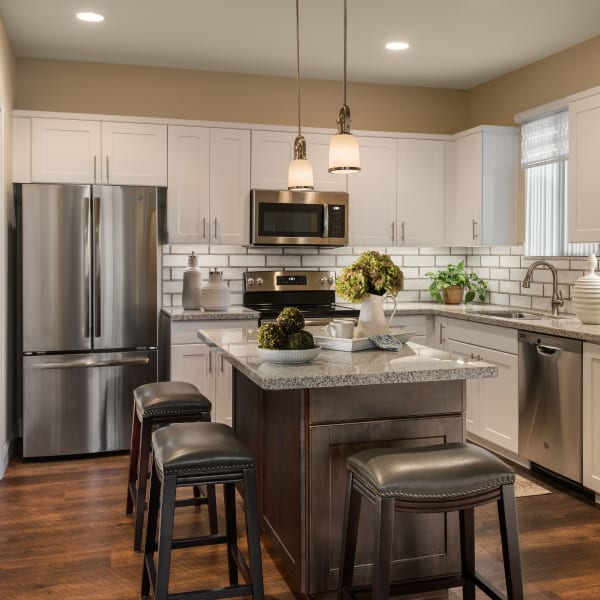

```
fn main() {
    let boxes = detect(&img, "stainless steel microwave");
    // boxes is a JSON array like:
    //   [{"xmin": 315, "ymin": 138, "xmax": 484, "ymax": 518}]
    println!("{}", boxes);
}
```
[{"xmin": 250, "ymin": 189, "xmax": 349, "ymax": 246}]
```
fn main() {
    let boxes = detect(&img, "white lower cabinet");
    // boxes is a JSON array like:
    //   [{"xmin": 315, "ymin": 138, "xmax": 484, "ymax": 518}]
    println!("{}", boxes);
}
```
[
  {"xmin": 169, "ymin": 319, "xmax": 257, "ymax": 425},
  {"xmin": 442, "ymin": 319, "xmax": 519, "ymax": 454},
  {"xmin": 388, "ymin": 314, "xmax": 429, "ymax": 345},
  {"xmin": 583, "ymin": 343, "xmax": 600, "ymax": 495}
]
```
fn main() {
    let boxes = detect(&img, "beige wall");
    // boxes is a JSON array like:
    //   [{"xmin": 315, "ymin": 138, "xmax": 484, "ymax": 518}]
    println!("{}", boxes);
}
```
[
  {"xmin": 0, "ymin": 16, "xmax": 15, "ymax": 471},
  {"xmin": 467, "ymin": 35, "xmax": 600, "ymax": 127},
  {"xmin": 15, "ymin": 58, "xmax": 468, "ymax": 134}
]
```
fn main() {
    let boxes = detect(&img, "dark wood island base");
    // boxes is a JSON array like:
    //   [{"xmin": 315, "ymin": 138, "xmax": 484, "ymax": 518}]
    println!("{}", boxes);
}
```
[{"xmin": 233, "ymin": 369, "xmax": 466, "ymax": 597}]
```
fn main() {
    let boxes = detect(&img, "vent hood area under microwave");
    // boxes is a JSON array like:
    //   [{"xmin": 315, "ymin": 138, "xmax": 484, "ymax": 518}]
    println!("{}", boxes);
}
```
[{"xmin": 250, "ymin": 189, "xmax": 349, "ymax": 247}]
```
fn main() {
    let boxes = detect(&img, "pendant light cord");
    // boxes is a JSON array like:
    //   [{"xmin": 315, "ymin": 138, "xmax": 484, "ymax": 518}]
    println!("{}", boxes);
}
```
[
  {"xmin": 296, "ymin": 0, "xmax": 301, "ymax": 137},
  {"xmin": 343, "ymin": 0, "xmax": 347, "ymax": 106}
]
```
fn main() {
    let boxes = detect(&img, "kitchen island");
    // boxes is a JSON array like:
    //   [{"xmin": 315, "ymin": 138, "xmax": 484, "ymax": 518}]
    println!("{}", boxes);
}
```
[{"xmin": 197, "ymin": 327, "xmax": 497, "ymax": 597}]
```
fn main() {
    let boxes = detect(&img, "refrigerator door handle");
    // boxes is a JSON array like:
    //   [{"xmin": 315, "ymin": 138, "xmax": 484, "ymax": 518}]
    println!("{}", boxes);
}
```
[
  {"xmin": 34, "ymin": 357, "xmax": 151, "ymax": 369},
  {"xmin": 93, "ymin": 197, "xmax": 101, "ymax": 338},
  {"xmin": 83, "ymin": 197, "xmax": 91, "ymax": 338}
]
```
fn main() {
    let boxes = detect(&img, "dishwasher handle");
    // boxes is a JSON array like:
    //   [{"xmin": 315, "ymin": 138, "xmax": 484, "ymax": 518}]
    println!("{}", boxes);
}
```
[{"xmin": 529, "ymin": 340, "xmax": 563, "ymax": 356}]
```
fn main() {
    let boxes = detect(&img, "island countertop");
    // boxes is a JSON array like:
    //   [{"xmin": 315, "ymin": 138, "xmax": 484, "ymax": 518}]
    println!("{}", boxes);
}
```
[{"xmin": 197, "ymin": 327, "xmax": 497, "ymax": 390}]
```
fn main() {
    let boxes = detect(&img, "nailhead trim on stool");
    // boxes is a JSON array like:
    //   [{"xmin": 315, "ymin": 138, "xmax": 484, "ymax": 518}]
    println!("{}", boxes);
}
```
[
  {"xmin": 126, "ymin": 381, "xmax": 216, "ymax": 552},
  {"xmin": 141, "ymin": 422, "xmax": 264, "ymax": 600},
  {"xmin": 337, "ymin": 442, "xmax": 524, "ymax": 600}
]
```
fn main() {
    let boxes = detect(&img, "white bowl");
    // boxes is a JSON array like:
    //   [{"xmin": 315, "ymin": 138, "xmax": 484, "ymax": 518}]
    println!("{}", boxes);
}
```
[{"xmin": 256, "ymin": 346, "xmax": 321, "ymax": 364}]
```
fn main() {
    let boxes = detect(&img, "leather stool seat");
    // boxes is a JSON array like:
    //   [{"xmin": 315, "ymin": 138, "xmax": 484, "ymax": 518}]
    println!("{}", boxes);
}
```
[
  {"xmin": 153, "ymin": 422, "xmax": 255, "ymax": 476},
  {"xmin": 142, "ymin": 422, "xmax": 264, "ymax": 600},
  {"xmin": 338, "ymin": 442, "xmax": 524, "ymax": 600},
  {"xmin": 348, "ymin": 442, "xmax": 515, "ymax": 501},
  {"xmin": 126, "ymin": 381, "xmax": 216, "ymax": 552},
  {"xmin": 135, "ymin": 381, "xmax": 212, "ymax": 419}
]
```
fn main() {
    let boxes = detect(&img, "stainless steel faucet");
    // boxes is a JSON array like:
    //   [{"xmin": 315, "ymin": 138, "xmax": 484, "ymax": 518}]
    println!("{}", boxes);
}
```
[{"xmin": 522, "ymin": 260, "xmax": 564, "ymax": 316}]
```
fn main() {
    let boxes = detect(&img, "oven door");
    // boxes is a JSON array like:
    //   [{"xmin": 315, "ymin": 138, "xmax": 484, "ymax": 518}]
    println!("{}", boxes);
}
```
[{"xmin": 250, "ymin": 189, "xmax": 348, "ymax": 246}]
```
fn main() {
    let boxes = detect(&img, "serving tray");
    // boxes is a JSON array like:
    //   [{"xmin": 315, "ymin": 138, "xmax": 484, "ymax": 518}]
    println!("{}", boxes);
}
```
[{"xmin": 310, "ymin": 327, "xmax": 415, "ymax": 352}]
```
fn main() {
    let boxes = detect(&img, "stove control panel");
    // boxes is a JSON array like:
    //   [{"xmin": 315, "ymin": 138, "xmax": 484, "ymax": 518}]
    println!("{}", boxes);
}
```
[{"xmin": 244, "ymin": 270, "xmax": 336, "ymax": 292}]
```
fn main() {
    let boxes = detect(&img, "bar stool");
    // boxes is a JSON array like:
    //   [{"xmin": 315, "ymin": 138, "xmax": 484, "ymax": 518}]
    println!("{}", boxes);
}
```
[
  {"xmin": 338, "ymin": 442, "xmax": 524, "ymax": 600},
  {"xmin": 126, "ymin": 381, "xmax": 217, "ymax": 551},
  {"xmin": 142, "ymin": 421, "xmax": 264, "ymax": 600}
]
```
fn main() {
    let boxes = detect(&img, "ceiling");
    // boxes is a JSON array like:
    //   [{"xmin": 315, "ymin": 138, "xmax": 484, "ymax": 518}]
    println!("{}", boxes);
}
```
[{"xmin": 2, "ymin": 0, "xmax": 600, "ymax": 89}]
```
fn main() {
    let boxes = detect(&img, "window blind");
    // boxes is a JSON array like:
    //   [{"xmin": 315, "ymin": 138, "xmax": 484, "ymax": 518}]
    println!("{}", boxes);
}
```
[{"xmin": 522, "ymin": 111, "xmax": 598, "ymax": 257}]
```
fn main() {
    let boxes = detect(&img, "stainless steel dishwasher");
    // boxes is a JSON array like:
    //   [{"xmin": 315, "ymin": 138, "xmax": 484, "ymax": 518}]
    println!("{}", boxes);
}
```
[{"xmin": 518, "ymin": 331, "xmax": 582, "ymax": 483}]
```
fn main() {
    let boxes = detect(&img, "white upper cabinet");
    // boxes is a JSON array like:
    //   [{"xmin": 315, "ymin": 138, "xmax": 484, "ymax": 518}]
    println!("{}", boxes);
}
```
[
  {"xmin": 446, "ymin": 126, "xmax": 518, "ymax": 246},
  {"xmin": 32, "ymin": 118, "xmax": 101, "ymax": 184},
  {"xmin": 30, "ymin": 117, "xmax": 167, "ymax": 185},
  {"xmin": 250, "ymin": 130, "xmax": 346, "ymax": 191},
  {"xmin": 348, "ymin": 136, "xmax": 397, "ymax": 246},
  {"xmin": 568, "ymin": 93, "xmax": 600, "ymax": 243},
  {"xmin": 12, "ymin": 116, "xmax": 32, "ymax": 183},
  {"xmin": 101, "ymin": 121, "xmax": 167, "ymax": 186},
  {"xmin": 167, "ymin": 125, "xmax": 250, "ymax": 245},
  {"xmin": 396, "ymin": 138, "xmax": 446, "ymax": 246}
]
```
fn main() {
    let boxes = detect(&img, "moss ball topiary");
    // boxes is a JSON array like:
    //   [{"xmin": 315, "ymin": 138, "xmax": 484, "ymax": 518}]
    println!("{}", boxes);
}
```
[
  {"xmin": 288, "ymin": 330, "xmax": 314, "ymax": 350},
  {"xmin": 257, "ymin": 322, "xmax": 288, "ymax": 349},
  {"xmin": 276, "ymin": 306, "xmax": 305, "ymax": 335}
]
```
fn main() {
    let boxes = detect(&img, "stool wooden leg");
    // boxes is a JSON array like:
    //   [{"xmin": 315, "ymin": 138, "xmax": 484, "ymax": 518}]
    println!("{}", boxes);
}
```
[
  {"xmin": 243, "ymin": 467, "xmax": 264, "ymax": 600},
  {"xmin": 155, "ymin": 473, "xmax": 177, "ymax": 600},
  {"xmin": 498, "ymin": 484, "xmax": 524, "ymax": 600},
  {"xmin": 337, "ymin": 474, "xmax": 362, "ymax": 600},
  {"xmin": 372, "ymin": 496, "xmax": 395, "ymax": 600},
  {"xmin": 460, "ymin": 508, "xmax": 476, "ymax": 600},
  {"xmin": 207, "ymin": 484, "xmax": 219, "ymax": 534},
  {"xmin": 126, "ymin": 411, "xmax": 141, "ymax": 515},
  {"xmin": 133, "ymin": 418, "xmax": 152, "ymax": 552},
  {"xmin": 224, "ymin": 482, "xmax": 239, "ymax": 586},
  {"xmin": 141, "ymin": 461, "xmax": 161, "ymax": 598}
]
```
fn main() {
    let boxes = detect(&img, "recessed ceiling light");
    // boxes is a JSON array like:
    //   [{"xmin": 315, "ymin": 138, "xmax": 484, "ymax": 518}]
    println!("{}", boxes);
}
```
[
  {"xmin": 76, "ymin": 12, "xmax": 105, "ymax": 23},
  {"xmin": 385, "ymin": 41, "xmax": 410, "ymax": 51}
]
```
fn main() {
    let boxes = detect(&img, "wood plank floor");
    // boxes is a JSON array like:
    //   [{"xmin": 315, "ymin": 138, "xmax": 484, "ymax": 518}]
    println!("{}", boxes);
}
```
[{"xmin": 0, "ymin": 453, "xmax": 599, "ymax": 599}]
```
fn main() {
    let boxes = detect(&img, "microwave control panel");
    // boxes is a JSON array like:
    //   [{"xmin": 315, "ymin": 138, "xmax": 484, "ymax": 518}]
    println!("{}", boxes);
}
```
[{"xmin": 328, "ymin": 205, "xmax": 346, "ymax": 238}]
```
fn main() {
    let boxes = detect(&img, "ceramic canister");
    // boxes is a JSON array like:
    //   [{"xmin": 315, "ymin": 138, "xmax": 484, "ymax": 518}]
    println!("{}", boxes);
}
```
[
  {"xmin": 200, "ymin": 269, "xmax": 231, "ymax": 311},
  {"xmin": 182, "ymin": 252, "xmax": 202, "ymax": 310},
  {"xmin": 572, "ymin": 254, "xmax": 600, "ymax": 324}
]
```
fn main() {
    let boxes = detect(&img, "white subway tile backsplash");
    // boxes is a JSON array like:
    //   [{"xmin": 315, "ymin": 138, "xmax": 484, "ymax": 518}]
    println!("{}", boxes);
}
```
[
  {"xmin": 267, "ymin": 255, "xmax": 301, "ymax": 267},
  {"xmin": 386, "ymin": 246, "xmax": 419, "ymax": 255},
  {"xmin": 499, "ymin": 255, "xmax": 521, "ymax": 268},
  {"xmin": 247, "ymin": 247, "xmax": 283, "ymax": 255},
  {"xmin": 489, "ymin": 293, "xmax": 510, "ymax": 306},
  {"xmin": 210, "ymin": 245, "xmax": 248, "ymax": 255},
  {"xmin": 472, "ymin": 247, "xmax": 491, "ymax": 255},
  {"xmin": 168, "ymin": 244, "xmax": 209, "ymax": 255},
  {"xmin": 435, "ymin": 255, "xmax": 456, "ymax": 266},
  {"xmin": 229, "ymin": 255, "xmax": 266, "ymax": 267},
  {"xmin": 400, "ymin": 267, "xmax": 419, "ymax": 279},
  {"xmin": 420, "ymin": 247, "xmax": 450, "ymax": 255},
  {"xmin": 163, "ymin": 280, "xmax": 183, "ymax": 294},
  {"xmin": 466, "ymin": 256, "xmax": 481, "ymax": 267},
  {"xmin": 489, "ymin": 268, "xmax": 510, "ymax": 280},
  {"xmin": 531, "ymin": 296, "xmax": 552, "ymax": 312},
  {"xmin": 509, "ymin": 294, "xmax": 532, "ymax": 309},
  {"xmin": 163, "ymin": 254, "xmax": 191, "ymax": 267},
  {"xmin": 490, "ymin": 246, "xmax": 511, "ymax": 255},
  {"xmin": 403, "ymin": 255, "xmax": 435, "ymax": 267},
  {"xmin": 195, "ymin": 255, "xmax": 229, "ymax": 267},
  {"xmin": 302, "ymin": 255, "xmax": 336, "ymax": 268},
  {"xmin": 480, "ymin": 255, "xmax": 500, "ymax": 268},
  {"xmin": 509, "ymin": 268, "xmax": 527, "ymax": 282},
  {"xmin": 500, "ymin": 281, "xmax": 520, "ymax": 294},
  {"xmin": 510, "ymin": 246, "xmax": 524, "ymax": 255},
  {"xmin": 521, "ymin": 282, "xmax": 544, "ymax": 296}
]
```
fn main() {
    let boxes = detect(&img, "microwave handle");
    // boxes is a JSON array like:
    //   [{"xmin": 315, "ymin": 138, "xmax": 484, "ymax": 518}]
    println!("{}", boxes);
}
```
[{"xmin": 323, "ymin": 204, "xmax": 329, "ymax": 238}]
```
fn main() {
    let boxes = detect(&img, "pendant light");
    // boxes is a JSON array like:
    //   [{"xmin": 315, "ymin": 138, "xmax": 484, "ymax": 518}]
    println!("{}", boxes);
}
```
[
  {"xmin": 329, "ymin": 0, "xmax": 360, "ymax": 173},
  {"xmin": 288, "ymin": 0, "xmax": 314, "ymax": 190}
]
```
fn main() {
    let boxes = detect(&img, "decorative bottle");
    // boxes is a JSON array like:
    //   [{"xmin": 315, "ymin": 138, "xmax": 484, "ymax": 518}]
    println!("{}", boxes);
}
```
[
  {"xmin": 572, "ymin": 254, "xmax": 600, "ymax": 324},
  {"xmin": 200, "ymin": 269, "xmax": 231, "ymax": 311},
  {"xmin": 182, "ymin": 252, "xmax": 202, "ymax": 310}
]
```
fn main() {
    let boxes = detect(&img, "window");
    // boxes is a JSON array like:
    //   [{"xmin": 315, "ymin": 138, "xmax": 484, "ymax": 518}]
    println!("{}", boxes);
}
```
[{"xmin": 521, "ymin": 111, "xmax": 599, "ymax": 257}]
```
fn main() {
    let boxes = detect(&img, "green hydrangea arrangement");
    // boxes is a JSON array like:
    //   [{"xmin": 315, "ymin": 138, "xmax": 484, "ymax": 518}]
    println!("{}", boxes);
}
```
[{"xmin": 335, "ymin": 250, "xmax": 404, "ymax": 303}]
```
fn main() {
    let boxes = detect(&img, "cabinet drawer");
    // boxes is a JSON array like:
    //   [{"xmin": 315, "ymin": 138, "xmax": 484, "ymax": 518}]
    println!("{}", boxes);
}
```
[
  {"xmin": 446, "ymin": 318, "xmax": 517, "ymax": 354},
  {"xmin": 171, "ymin": 319, "xmax": 257, "ymax": 344}
]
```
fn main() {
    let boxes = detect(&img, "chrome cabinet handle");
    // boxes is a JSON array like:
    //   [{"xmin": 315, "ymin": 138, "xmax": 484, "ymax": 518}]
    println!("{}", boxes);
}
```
[
  {"xmin": 391, "ymin": 221, "xmax": 395, "ymax": 242},
  {"xmin": 401, "ymin": 221, "xmax": 405, "ymax": 242},
  {"xmin": 214, "ymin": 218, "xmax": 218, "ymax": 240},
  {"xmin": 208, "ymin": 350, "xmax": 212, "ymax": 374},
  {"xmin": 83, "ymin": 197, "xmax": 90, "ymax": 338},
  {"xmin": 472, "ymin": 219, "xmax": 478, "ymax": 240},
  {"xmin": 106, "ymin": 156, "xmax": 110, "ymax": 183},
  {"xmin": 93, "ymin": 156, "xmax": 97, "ymax": 183},
  {"xmin": 220, "ymin": 354, "xmax": 224, "ymax": 373},
  {"xmin": 470, "ymin": 352, "xmax": 482, "ymax": 361},
  {"xmin": 203, "ymin": 217, "xmax": 208, "ymax": 240},
  {"xmin": 93, "ymin": 197, "xmax": 101, "ymax": 337},
  {"xmin": 439, "ymin": 322, "xmax": 446, "ymax": 345}
]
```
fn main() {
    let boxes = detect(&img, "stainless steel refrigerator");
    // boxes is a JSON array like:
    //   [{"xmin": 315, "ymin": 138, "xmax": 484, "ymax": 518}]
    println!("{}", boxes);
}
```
[{"xmin": 18, "ymin": 183, "xmax": 160, "ymax": 457}]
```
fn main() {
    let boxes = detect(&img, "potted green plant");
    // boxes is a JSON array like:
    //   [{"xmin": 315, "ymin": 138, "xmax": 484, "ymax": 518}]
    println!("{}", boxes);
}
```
[{"xmin": 425, "ymin": 261, "xmax": 488, "ymax": 304}]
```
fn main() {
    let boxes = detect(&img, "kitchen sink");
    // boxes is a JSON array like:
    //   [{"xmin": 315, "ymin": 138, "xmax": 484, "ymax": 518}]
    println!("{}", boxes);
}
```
[{"xmin": 471, "ymin": 310, "xmax": 545, "ymax": 320}]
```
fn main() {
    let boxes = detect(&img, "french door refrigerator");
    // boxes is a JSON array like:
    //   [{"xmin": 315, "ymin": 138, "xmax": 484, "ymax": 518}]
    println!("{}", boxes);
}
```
[{"xmin": 18, "ymin": 183, "xmax": 159, "ymax": 457}]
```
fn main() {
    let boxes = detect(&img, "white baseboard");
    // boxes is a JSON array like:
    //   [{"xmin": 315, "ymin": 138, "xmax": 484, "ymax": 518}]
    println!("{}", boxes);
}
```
[{"xmin": 0, "ymin": 440, "xmax": 10, "ymax": 479}]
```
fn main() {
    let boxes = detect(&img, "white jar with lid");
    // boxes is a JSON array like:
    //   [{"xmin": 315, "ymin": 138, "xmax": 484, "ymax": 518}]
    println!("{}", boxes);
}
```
[
  {"xmin": 200, "ymin": 269, "xmax": 231, "ymax": 311},
  {"xmin": 572, "ymin": 254, "xmax": 600, "ymax": 324}
]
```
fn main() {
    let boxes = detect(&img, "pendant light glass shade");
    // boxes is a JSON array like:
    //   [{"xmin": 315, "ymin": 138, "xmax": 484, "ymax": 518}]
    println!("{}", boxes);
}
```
[
  {"xmin": 328, "ymin": 0, "xmax": 360, "ymax": 174},
  {"xmin": 288, "ymin": 0, "xmax": 314, "ymax": 190}
]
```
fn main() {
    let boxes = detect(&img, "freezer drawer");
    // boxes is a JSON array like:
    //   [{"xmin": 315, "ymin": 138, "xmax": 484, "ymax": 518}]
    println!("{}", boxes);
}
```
[{"xmin": 23, "ymin": 350, "xmax": 157, "ymax": 457}]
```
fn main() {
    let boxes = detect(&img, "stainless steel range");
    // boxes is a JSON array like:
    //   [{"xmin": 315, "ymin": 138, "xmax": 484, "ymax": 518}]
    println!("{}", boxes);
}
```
[{"xmin": 243, "ymin": 270, "xmax": 360, "ymax": 325}]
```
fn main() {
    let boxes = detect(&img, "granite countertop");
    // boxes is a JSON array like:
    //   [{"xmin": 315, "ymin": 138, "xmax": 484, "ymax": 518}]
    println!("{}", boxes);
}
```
[
  {"xmin": 162, "ymin": 306, "xmax": 259, "ymax": 321},
  {"xmin": 385, "ymin": 302, "xmax": 600, "ymax": 343},
  {"xmin": 197, "ymin": 327, "xmax": 497, "ymax": 391}
]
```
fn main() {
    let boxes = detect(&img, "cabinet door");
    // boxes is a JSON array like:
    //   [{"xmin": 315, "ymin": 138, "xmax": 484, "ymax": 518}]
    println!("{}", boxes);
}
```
[
  {"xmin": 101, "ymin": 122, "xmax": 167, "ymax": 186},
  {"xmin": 446, "ymin": 132, "xmax": 481, "ymax": 246},
  {"xmin": 347, "ymin": 136, "xmax": 397, "ymax": 246},
  {"xmin": 210, "ymin": 128, "xmax": 251, "ymax": 245},
  {"xmin": 167, "ymin": 125, "xmax": 210, "ymax": 243},
  {"xmin": 31, "ymin": 118, "xmax": 101, "ymax": 184},
  {"xmin": 583, "ymin": 343, "xmax": 600, "ymax": 494},
  {"xmin": 213, "ymin": 350, "xmax": 233, "ymax": 426},
  {"xmin": 569, "ymin": 94, "xmax": 600, "ymax": 243},
  {"xmin": 170, "ymin": 343, "xmax": 213, "ymax": 407},
  {"xmin": 427, "ymin": 316, "xmax": 448, "ymax": 349},
  {"xmin": 396, "ymin": 139, "xmax": 445, "ymax": 246}
]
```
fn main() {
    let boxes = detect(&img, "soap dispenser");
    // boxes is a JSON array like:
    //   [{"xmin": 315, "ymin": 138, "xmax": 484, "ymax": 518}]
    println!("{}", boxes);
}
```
[{"xmin": 182, "ymin": 252, "xmax": 202, "ymax": 310}]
